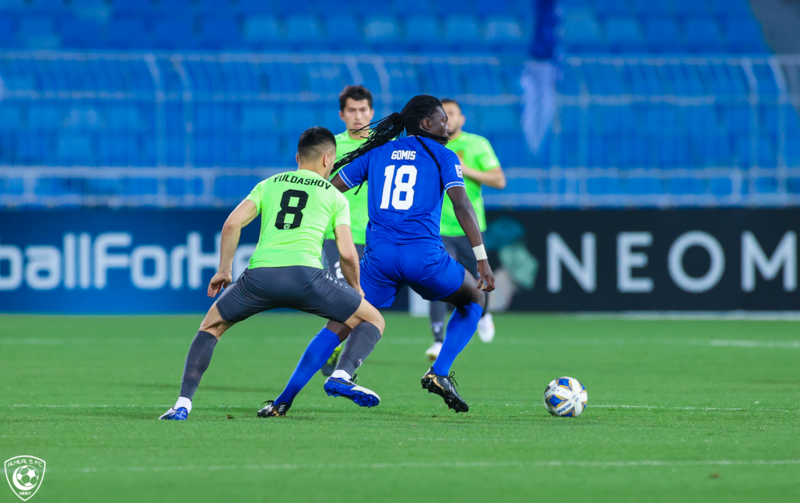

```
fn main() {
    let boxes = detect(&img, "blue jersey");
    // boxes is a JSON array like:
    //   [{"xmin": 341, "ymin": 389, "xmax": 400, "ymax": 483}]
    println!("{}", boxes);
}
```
[{"xmin": 338, "ymin": 136, "xmax": 465, "ymax": 247}]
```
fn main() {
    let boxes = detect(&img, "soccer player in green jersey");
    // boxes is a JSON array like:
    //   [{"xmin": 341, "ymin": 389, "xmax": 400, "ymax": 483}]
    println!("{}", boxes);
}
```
[
  {"xmin": 320, "ymin": 85, "xmax": 375, "ymax": 376},
  {"xmin": 427, "ymin": 99, "xmax": 506, "ymax": 359},
  {"xmin": 160, "ymin": 127, "xmax": 384, "ymax": 420}
]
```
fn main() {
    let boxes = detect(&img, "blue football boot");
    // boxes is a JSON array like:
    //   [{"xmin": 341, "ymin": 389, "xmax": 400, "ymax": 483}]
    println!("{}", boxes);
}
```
[
  {"xmin": 159, "ymin": 407, "xmax": 189, "ymax": 420},
  {"xmin": 324, "ymin": 375, "xmax": 380, "ymax": 407}
]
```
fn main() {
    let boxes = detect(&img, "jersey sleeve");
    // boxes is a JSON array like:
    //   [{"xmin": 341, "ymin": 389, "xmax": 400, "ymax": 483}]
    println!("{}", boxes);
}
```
[
  {"xmin": 331, "ymin": 191, "xmax": 351, "ymax": 229},
  {"xmin": 244, "ymin": 180, "xmax": 266, "ymax": 215},
  {"xmin": 337, "ymin": 150, "xmax": 370, "ymax": 189},
  {"xmin": 440, "ymin": 148, "xmax": 466, "ymax": 191},
  {"xmin": 474, "ymin": 137, "xmax": 501, "ymax": 171}
]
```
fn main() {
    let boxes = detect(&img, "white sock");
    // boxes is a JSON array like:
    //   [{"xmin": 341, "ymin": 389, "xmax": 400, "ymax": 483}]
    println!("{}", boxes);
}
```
[
  {"xmin": 175, "ymin": 396, "xmax": 192, "ymax": 413},
  {"xmin": 331, "ymin": 370, "xmax": 352, "ymax": 381}
]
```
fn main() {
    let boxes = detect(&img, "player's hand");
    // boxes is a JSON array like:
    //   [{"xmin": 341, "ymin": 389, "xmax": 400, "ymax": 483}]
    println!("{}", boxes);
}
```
[
  {"xmin": 207, "ymin": 272, "xmax": 233, "ymax": 297},
  {"xmin": 476, "ymin": 260, "xmax": 495, "ymax": 292}
]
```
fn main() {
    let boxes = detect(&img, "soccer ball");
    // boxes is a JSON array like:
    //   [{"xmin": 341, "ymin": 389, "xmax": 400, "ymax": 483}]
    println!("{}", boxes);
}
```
[
  {"xmin": 16, "ymin": 466, "xmax": 39, "ymax": 488},
  {"xmin": 544, "ymin": 377, "xmax": 588, "ymax": 417}
]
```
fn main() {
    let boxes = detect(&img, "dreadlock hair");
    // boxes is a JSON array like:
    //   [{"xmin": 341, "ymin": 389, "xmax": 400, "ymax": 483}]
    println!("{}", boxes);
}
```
[{"xmin": 333, "ymin": 95, "xmax": 449, "ymax": 175}]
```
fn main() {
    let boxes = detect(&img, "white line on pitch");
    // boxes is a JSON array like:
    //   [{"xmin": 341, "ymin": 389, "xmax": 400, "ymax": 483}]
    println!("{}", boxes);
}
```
[
  {"xmin": 67, "ymin": 459, "xmax": 800, "ymax": 474},
  {"xmin": 3, "ymin": 403, "xmax": 798, "ymax": 413}
]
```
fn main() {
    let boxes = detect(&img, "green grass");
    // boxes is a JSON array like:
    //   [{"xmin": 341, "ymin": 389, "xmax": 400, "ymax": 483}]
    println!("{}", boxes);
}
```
[{"xmin": 1, "ymin": 313, "xmax": 799, "ymax": 503}]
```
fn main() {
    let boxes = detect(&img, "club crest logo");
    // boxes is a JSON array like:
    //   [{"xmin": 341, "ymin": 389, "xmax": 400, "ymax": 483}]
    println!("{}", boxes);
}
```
[{"xmin": 5, "ymin": 456, "xmax": 46, "ymax": 501}]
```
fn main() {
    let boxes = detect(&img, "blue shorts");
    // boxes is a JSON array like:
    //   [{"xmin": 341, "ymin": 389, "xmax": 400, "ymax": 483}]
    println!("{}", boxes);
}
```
[{"xmin": 360, "ymin": 241, "xmax": 466, "ymax": 308}]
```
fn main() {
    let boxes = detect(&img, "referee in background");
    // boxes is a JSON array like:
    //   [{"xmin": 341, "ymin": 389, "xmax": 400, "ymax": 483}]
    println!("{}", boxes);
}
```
[{"xmin": 427, "ymin": 98, "xmax": 506, "ymax": 359}]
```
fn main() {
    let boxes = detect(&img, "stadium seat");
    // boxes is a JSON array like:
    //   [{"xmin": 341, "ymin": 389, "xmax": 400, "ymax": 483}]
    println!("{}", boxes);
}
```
[
  {"xmin": 443, "ymin": 15, "xmax": 484, "ymax": 53},
  {"xmin": 484, "ymin": 16, "xmax": 526, "ymax": 53},
  {"xmin": 710, "ymin": 0, "xmax": 752, "ymax": 19},
  {"xmin": 392, "ymin": 0, "xmax": 433, "ymax": 17},
  {"xmin": 198, "ymin": 17, "xmax": 244, "ymax": 50},
  {"xmin": 363, "ymin": 15, "xmax": 401, "ymax": 52},
  {"xmin": 593, "ymin": 0, "xmax": 630, "ymax": 19},
  {"xmin": 562, "ymin": 12, "xmax": 604, "ymax": 53},
  {"xmin": 633, "ymin": 0, "xmax": 668, "ymax": 18},
  {"xmin": 644, "ymin": 18, "xmax": 682, "ymax": 53},
  {"xmin": 323, "ymin": 14, "xmax": 362, "ymax": 51},
  {"xmin": 0, "ymin": 0, "xmax": 27, "ymax": 12},
  {"xmin": 285, "ymin": 15, "xmax": 323, "ymax": 51},
  {"xmin": 106, "ymin": 18, "xmax": 148, "ymax": 49},
  {"xmin": 60, "ymin": 18, "xmax": 103, "ymax": 49},
  {"xmin": 154, "ymin": 0, "xmax": 193, "ymax": 17},
  {"xmin": 70, "ymin": 0, "xmax": 110, "ymax": 20},
  {"xmin": 196, "ymin": 0, "xmax": 234, "ymax": 17},
  {"xmin": 237, "ymin": 0, "xmax": 274, "ymax": 14},
  {"xmin": 605, "ymin": 17, "xmax": 644, "ymax": 53},
  {"xmin": 245, "ymin": 15, "xmax": 288, "ymax": 50},
  {"xmin": 0, "ymin": 18, "xmax": 14, "ymax": 48},
  {"xmin": 152, "ymin": 18, "xmax": 196, "ymax": 50},
  {"xmin": 723, "ymin": 18, "xmax": 768, "ymax": 53},
  {"xmin": 404, "ymin": 15, "xmax": 441, "ymax": 52},
  {"xmin": 57, "ymin": 134, "xmax": 94, "ymax": 165},
  {"xmin": 683, "ymin": 17, "xmax": 724, "ymax": 53},
  {"xmin": 17, "ymin": 17, "xmax": 60, "ymax": 49},
  {"xmin": 111, "ymin": 0, "xmax": 155, "ymax": 18}
]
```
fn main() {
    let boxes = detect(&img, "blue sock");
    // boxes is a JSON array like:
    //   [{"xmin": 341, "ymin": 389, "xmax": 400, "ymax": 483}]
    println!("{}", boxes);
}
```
[
  {"xmin": 274, "ymin": 328, "xmax": 340, "ymax": 406},
  {"xmin": 432, "ymin": 302, "xmax": 482, "ymax": 375}
]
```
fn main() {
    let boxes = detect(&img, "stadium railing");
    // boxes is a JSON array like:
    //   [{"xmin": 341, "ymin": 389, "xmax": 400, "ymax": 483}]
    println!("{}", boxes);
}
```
[{"xmin": 1, "ymin": 51, "xmax": 800, "ymax": 208}]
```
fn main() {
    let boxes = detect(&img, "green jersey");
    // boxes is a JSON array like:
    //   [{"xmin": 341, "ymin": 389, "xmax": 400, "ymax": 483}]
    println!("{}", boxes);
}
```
[
  {"xmin": 245, "ymin": 169, "xmax": 350, "ymax": 269},
  {"xmin": 325, "ymin": 131, "xmax": 369, "ymax": 244},
  {"xmin": 439, "ymin": 131, "xmax": 501, "ymax": 237}
]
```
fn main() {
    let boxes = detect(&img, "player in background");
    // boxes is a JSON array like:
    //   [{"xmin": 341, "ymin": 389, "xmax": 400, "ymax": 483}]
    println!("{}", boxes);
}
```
[
  {"xmin": 426, "ymin": 99, "xmax": 506, "ymax": 359},
  {"xmin": 159, "ymin": 127, "xmax": 383, "ymax": 420},
  {"xmin": 286, "ymin": 95, "xmax": 495, "ymax": 413},
  {"xmin": 320, "ymin": 85, "xmax": 375, "ymax": 377}
]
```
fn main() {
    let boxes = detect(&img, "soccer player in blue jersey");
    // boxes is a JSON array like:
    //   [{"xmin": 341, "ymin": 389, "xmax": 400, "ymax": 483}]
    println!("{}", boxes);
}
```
[{"xmin": 264, "ymin": 95, "xmax": 495, "ymax": 415}]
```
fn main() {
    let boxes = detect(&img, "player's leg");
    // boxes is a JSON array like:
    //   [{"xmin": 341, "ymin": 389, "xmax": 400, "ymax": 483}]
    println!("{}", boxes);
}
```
[
  {"xmin": 320, "ymin": 239, "xmax": 344, "ymax": 376},
  {"xmin": 427, "ymin": 236, "xmax": 460, "ymax": 359},
  {"xmin": 259, "ymin": 266, "xmax": 384, "ymax": 416},
  {"xmin": 161, "ymin": 272, "xmax": 260, "ymax": 420}
]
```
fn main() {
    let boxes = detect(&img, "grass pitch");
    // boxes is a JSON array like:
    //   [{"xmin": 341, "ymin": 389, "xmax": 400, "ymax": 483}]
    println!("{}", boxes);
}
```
[{"xmin": 1, "ymin": 313, "xmax": 799, "ymax": 503}]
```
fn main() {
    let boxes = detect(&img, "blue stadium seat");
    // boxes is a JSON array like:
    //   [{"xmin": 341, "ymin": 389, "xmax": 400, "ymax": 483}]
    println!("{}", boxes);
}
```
[
  {"xmin": 243, "ymin": 15, "xmax": 286, "ymax": 50},
  {"xmin": 17, "ymin": 17, "xmax": 60, "ymax": 48},
  {"xmin": 239, "ymin": 135, "xmax": 281, "ymax": 167},
  {"xmin": 392, "ymin": 0, "xmax": 433, "ymax": 17},
  {"xmin": 154, "ymin": 0, "xmax": 193, "ymax": 17},
  {"xmin": 723, "ymin": 18, "xmax": 768, "ymax": 53},
  {"xmin": 324, "ymin": 15, "xmax": 362, "ymax": 51},
  {"xmin": 668, "ymin": 178, "xmax": 706, "ymax": 195},
  {"xmin": 364, "ymin": 15, "xmax": 401, "ymax": 51},
  {"xmin": 237, "ymin": 0, "xmax": 274, "ymax": 14},
  {"xmin": 285, "ymin": 15, "xmax": 323, "ymax": 51},
  {"xmin": 484, "ymin": 16, "xmax": 526, "ymax": 53},
  {"xmin": 111, "ymin": 0, "xmax": 155, "ymax": 18},
  {"xmin": 645, "ymin": 18, "xmax": 682, "ymax": 53},
  {"xmin": 198, "ymin": 17, "xmax": 244, "ymax": 50},
  {"xmin": 628, "ymin": 177, "xmax": 664, "ymax": 195},
  {"xmin": 57, "ymin": 134, "xmax": 94, "ymax": 165},
  {"xmin": 29, "ymin": 105, "xmax": 61, "ymax": 130},
  {"xmin": 106, "ymin": 18, "xmax": 148, "ymax": 49},
  {"xmin": 97, "ymin": 136, "xmax": 140, "ymax": 166},
  {"xmin": 683, "ymin": 17, "xmax": 724, "ymax": 53},
  {"xmin": 0, "ymin": 18, "xmax": 14, "ymax": 48},
  {"xmin": 107, "ymin": 106, "xmax": 140, "ymax": 131},
  {"xmin": 152, "ymin": 18, "xmax": 196, "ymax": 50},
  {"xmin": 562, "ymin": 12, "xmax": 604, "ymax": 53},
  {"xmin": 710, "ymin": 0, "xmax": 752, "ymax": 19},
  {"xmin": 404, "ymin": 15, "xmax": 440, "ymax": 52},
  {"xmin": 196, "ymin": 0, "xmax": 234, "ymax": 17},
  {"xmin": 633, "ymin": 0, "xmax": 668, "ymax": 18},
  {"xmin": 0, "ymin": 105, "xmax": 21, "ymax": 132},
  {"xmin": 70, "ymin": 0, "xmax": 110, "ymax": 20},
  {"xmin": 443, "ymin": 15, "xmax": 484, "ymax": 53},
  {"xmin": 593, "ymin": 0, "xmax": 630, "ymax": 19},
  {"xmin": 605, "ymin": 17, "xmax": 643, "ymax": 53},
  {"xmin": 28, "ymin": 0, "xmax": 67, "ymax": 14},
  {"xmin": 0, "ymin": 0, "xmax": 27, "ymax": 12},
  {"xmin": 755, "ymin": 177, "xmax": 778, "ymax": 194},
  {"xmin": 672, "ymin": 0, "xmax": 710, "ymax": 18},
  {"xmin": 61, "ymin": 18, "xmax": 103, "ymax": 49},
  {"xmin": 196, "ymin": 105, "xmax": 235, "ymax": 133}
]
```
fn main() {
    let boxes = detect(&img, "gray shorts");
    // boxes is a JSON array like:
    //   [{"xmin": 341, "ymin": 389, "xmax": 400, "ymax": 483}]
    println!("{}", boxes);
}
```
[
  {"xmin": 215, "ymin": 266, "xmax": 362, "ymax": 324},
  {"xmin": 441, "ymin": 233, "xmax": 485, "ymax": 279},
  {"xmin": 322, "ymin": 239, "xmax": 366, "ymax": 281}
]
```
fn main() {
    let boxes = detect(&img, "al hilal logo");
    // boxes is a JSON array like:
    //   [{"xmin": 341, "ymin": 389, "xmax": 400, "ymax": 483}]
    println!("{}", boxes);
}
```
[{"xmin": 4, "ymin": 456, "xmax": 46, "ymax": 501}]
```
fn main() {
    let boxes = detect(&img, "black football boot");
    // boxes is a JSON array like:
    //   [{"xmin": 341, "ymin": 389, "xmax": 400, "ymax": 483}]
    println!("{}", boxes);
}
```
[
  {"xmin": 421, "ymin": 367, "xmax": 469, "ymax": 413},
  {"xmin": 257, "ymin": 400, "xmax": 290, "ymax": 418}
]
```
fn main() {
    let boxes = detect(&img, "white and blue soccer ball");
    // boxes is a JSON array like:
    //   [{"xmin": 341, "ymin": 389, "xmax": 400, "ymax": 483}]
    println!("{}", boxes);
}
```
[{"xmin": 544, "ymin": 377, "xmax": 588, "ymax": 417}]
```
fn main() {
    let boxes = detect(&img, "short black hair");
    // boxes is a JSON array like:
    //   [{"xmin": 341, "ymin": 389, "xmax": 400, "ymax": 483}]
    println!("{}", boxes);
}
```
[
  {"xmin": 297, "ymin": 127, "xmax": 336, "ymax": 162},
  {"xmin": 339, "ymin": 85, "xmax": 373, "ymax": 111},
  {"xmin": 440, "ymin": 98, "xmax": 461, "ymax": 109}
]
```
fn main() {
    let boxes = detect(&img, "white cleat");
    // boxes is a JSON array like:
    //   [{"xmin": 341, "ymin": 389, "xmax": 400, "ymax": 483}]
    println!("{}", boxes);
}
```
[
  {"xmin": 425, "ymin": 341, "xmax": 442, "ymax": 360},
  {"xmin": 477, "ymin": 313, "xmax": 495, "ymax": 343}
]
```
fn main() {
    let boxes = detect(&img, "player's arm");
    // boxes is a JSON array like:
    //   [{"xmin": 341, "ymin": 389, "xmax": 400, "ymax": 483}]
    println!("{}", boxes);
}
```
[
  {"xmin": 334, "ymin": 224, "xmax": 362, "ymax": 295},
  {"xmin": 208, "ymin": 199, "xmax": 259, "ymax": 297},
  {"xmin": 461, "ymin": 164, "xmax": 506, "ymax": 189},
  {"xmin": 331, "ymin": 174, "xmax": 350, "ymax": 193},
  {"xmin": 447, "ymin": 186, "xmax": 495, "ymax": 292}
]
